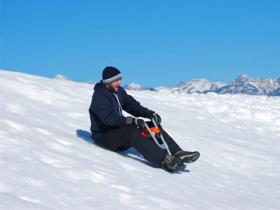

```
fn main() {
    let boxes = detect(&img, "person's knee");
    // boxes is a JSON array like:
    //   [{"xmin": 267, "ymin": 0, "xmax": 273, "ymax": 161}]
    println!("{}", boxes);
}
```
[
  {"xmin": 126, "ymin": 125, "xmax": 141, "ymax": 135},
  {"xmin": 130, "ymin": 125, "xmax": 143, "ymax": 136}
]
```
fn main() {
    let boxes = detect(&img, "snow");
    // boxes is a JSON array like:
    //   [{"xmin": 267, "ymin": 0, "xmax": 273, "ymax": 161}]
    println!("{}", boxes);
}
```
[
  {"xmin": 155, "ymin": 75, "xmax": 280, "ymax": 96},
  {"xmin": 124, "ymin": 83, "xmax": 146, "ymax": 91},
  {"xmin": 171, "ymin": 79, "xmax": 216, "ymax": 94},
  {"xmin": 53, "ymin": 74, "xmax": 71, "ymax": 81},
  {"xmin": 1, "ymin": 70, "xmax": 280, "ymax": 210}
]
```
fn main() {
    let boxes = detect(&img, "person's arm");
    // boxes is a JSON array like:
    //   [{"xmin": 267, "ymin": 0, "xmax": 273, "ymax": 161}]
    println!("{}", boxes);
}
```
[
  {"xmin": 122, "ymin": 90, "xmax": 154, "ymax": 118},
  {"xmin": 121, "ymin": 89, "xmax": 162, "ymax": 125}
]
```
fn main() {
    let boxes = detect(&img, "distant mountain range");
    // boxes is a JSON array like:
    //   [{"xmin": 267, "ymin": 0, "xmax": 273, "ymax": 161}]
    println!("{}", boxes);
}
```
[
  {"xmin": 125, "ymin": 75, "xmax": 280, "ymax": 96},
  {"xmin": 53, "ymin": 74, "xmax": 280, "ymax": 96}
]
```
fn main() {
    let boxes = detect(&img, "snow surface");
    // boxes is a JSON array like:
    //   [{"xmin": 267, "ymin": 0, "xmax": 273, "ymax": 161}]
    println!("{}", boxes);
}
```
[{"xmin": 1, "ymin": 70, "xmax": 280, "ymax": 210}]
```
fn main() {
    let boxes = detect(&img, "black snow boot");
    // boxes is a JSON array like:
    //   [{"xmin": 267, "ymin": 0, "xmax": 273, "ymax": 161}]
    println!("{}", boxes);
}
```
[
  {"xmin": 160, "ymin": 154, "xmax": 179, "ymax": 172},
  {"xmin": 174, "ymin": 150, "xmax": 200, "ymax": 164},
  {"xmin": 160, "ymin": 150, "xmax": 200, "ymax": 172}
]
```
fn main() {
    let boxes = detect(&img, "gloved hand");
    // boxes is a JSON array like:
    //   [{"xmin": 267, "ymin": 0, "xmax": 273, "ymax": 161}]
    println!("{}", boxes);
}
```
[
  {"xmin": 134, "ymin": 118, "xmax": 146, "ymax": 129},
  {"xmin": 126, "ymin": 116, "xmax": 146, "ymax": 129},
  {"xmin": 151, "ymin": 112, "xmax": 162, "ymax": 125}
]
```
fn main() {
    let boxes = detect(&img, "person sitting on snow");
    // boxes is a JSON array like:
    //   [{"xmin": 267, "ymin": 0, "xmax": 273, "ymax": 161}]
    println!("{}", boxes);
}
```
[{"xmin": 89, "ymin": 66, "xmax": 199, "ymax": 172}]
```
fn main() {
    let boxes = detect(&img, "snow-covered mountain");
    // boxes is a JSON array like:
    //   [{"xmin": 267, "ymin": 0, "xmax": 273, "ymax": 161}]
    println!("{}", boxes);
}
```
[
  {"xmin": 124, "ymin": 83, "xmax": 147, "ymax": 91},
  {"xmin": 215, "ymin": 75, "xmax": 280, "ymax": 95},
  {"xmin": 52, "ymin": 73, "xmax": 280, "ymax": 96},
  {"xmin": 170, "ymin": 79, "xmax": 225, "ymax": 94},
  {"xmin": 124, "ymin": 83, "xmax": 155, "ymax": 91},
  {"xmin": 154, "ymin": 75, "xmax": 280, "ymax": 96},
  {"xmin": 270, "ymin": 87, "xmax": 280, "ymax": 96},
  {"xmin": 1, "ymin": 70, "xmax": 280, "ymax": 210}
]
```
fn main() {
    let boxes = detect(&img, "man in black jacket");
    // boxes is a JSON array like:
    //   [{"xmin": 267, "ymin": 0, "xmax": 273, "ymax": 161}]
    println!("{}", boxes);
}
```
[{"xmin": 89, "ymin": 66, "xmax": 199, "ymax": 172}]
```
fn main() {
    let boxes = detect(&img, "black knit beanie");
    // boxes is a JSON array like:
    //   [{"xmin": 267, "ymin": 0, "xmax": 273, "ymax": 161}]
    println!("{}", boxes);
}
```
[{"xmin": 102, "ymin": 66, "xmax": 122, "ymax": 84}]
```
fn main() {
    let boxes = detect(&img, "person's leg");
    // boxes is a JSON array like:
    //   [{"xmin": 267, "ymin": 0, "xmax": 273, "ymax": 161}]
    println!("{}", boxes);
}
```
[
  {"xmin": 130, "ymin": 127, "xmax": 167, "ymax": 166},
  {"xmin": 146, "ymin": 121, "xmax": 182, "ymax": 155},
  {"xmin": 94, "ymin": 126, "xmax": 134, "ymax": 151},
  {"xmin": 94, "ymin": 125, "xmax": 167, "ymax": 166},
  {"xmin": 157, "ymin": 125, "xmax": 200, "ymax": 167},
  {"xmin": 158, "ymin": 125, "xmax": 182, "ymax": 155},
  {"xmin": 94, "ymin": 124, "xmax": 199, "ymax": 171}
]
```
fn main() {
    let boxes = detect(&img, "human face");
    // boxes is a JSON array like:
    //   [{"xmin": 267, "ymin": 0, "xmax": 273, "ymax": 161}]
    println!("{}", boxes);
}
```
[{"xmin": 107, "ymin": 79, "xmax": 122, "ymax": 92}]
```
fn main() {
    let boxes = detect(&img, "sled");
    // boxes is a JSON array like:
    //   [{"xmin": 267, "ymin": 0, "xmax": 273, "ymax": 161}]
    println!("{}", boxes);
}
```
[{"xmin": 141, "ymin": 119, "xmax": 172, "ymax": 156}]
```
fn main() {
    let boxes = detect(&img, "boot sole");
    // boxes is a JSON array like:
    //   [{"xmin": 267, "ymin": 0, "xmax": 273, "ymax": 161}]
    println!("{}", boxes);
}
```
[
  {"xmin": 162, "ymin": 152, "xmax": 200, "ymax": 173},
  {"xmin": 179, "ymin": 152, "xmax": 200, "ymax": 164}
]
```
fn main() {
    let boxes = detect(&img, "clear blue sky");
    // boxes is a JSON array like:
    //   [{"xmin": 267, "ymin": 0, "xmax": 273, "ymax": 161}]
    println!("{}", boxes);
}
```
[{"xmin": 1, "ymin": 0, "xmax": 280, "ymax": 87}]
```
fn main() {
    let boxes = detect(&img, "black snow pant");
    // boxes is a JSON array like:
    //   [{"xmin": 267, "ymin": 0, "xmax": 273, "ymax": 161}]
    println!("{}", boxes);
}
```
[{"xmin": 92, "ymin": 124, "xmax": 182, "ymax": 166}]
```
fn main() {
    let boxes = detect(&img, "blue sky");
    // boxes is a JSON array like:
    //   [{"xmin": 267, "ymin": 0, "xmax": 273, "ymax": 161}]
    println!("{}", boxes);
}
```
[{"xmin": 1, "ymin": 0, "xmax": 280, "ymax": 87}]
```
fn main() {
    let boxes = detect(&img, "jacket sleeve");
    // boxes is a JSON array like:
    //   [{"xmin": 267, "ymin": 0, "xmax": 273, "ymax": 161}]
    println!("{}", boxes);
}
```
[
  {"xmin": 122, "ymin": 90, "xmax": 154, "ymax": 118},
  {"xmin": 92, "ymin": 92, "xmax": 127, "ymax": 127}
]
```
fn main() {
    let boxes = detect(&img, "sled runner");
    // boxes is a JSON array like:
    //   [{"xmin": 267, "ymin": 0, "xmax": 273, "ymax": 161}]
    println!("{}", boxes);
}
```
[
  {"xmin": 141, "ymin": 118, "xmax": 172, "ymax": 155},
  {"xmin": 141, "ymin": 119, "xmax": 200, "ymax": 172}
]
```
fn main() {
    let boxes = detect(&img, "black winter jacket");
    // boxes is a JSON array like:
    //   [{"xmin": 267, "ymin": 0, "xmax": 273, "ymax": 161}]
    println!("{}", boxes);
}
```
[{"xmin": 89, "ymin": 82, "xmax": 153, "ymax": 134}]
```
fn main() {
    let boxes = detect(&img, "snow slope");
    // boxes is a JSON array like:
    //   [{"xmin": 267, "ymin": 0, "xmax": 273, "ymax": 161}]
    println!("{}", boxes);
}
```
[{"xmin": 1, "ymin": 70, "xmax": 280, "ymax": 210}]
